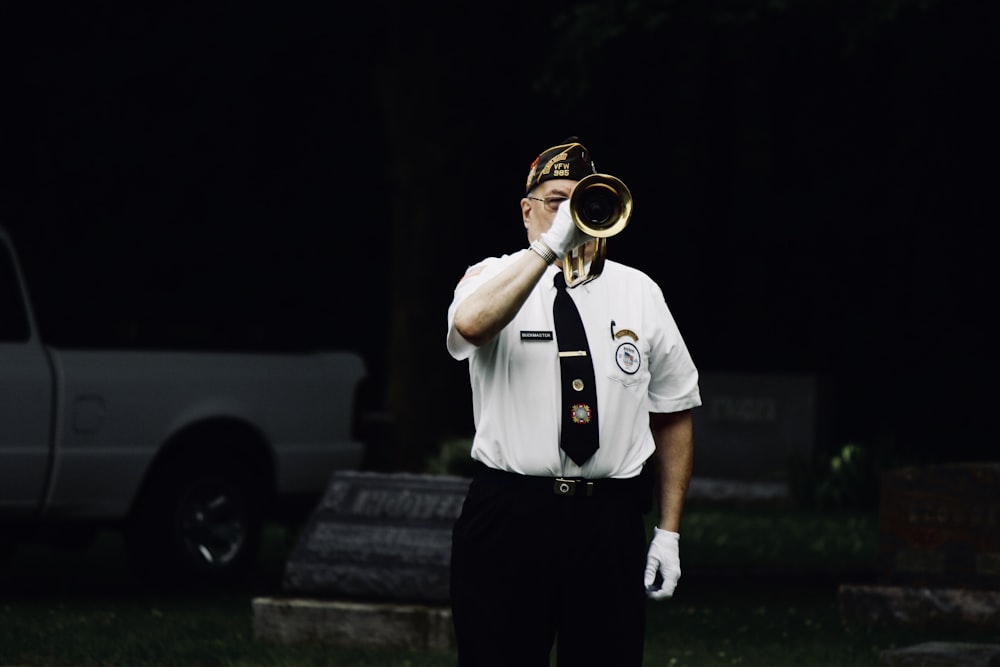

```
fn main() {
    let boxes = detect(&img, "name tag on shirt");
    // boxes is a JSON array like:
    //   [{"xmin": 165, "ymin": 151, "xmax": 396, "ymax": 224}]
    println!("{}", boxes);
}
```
[{"xmin": 520, "ymin": 330, "xmax": 553, "ymax": 341}]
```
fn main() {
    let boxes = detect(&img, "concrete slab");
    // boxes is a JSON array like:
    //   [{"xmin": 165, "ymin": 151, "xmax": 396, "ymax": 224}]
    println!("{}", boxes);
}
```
[
  {"xmin": 839, "ymin": 584, "xmax": 1000, "ymax": 631},
  {"xmin": 880, "ymin": 641, "xmax": 1000, "ymax": 667},
  {"xmin": 252, "ymin": 596, "xmax": 455, "ymax": 650}
]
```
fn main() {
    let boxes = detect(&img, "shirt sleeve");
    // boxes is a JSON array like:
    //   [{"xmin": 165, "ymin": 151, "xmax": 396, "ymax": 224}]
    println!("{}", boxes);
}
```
[
  {"xmin": 446, "ymin": 255, "xmax": 510, "ymax": 361},
  {"xmin": 645, "ymin": 278, "xmax": 702, "ymax": 413}
]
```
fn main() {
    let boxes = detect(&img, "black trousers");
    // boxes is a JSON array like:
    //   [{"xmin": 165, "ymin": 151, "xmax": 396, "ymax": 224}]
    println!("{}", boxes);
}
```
[{"xmin": 450, "ymin": 465, "xmax": 648, "ymax": 667}]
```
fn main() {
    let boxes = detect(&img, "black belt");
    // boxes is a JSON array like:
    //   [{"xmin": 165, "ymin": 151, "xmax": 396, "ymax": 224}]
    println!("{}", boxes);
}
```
[{"xmin": 473, "ymin": 462, "xmax": 642, "ymax": 498}]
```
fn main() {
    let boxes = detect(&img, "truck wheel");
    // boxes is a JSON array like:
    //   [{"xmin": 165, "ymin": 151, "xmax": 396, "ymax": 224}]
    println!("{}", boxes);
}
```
[{"xmin": 127, "ymin": 457, "xmax": 262, "ymax": 587}]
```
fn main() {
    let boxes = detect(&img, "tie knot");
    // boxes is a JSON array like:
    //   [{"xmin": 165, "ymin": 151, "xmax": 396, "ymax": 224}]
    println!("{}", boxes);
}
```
[{"xmin": 554, "ymin": 272, "xmax": 567, "ymax": 290}]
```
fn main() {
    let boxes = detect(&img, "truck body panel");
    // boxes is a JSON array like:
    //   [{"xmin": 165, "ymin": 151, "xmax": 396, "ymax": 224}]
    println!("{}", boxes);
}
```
[{"xmin": 0, "ymin": 225, "xmax": 369, "ymax": 579}]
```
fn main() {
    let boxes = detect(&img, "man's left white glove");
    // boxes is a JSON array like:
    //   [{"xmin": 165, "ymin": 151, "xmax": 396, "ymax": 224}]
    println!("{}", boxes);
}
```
[{"xmin": 644, "ymin": 527, "xmax": 681, "ymax": 600}]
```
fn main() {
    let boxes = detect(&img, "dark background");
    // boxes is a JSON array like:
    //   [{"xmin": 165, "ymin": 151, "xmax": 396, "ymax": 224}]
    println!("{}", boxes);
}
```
[{"xmin": 1, "ymin": 2, "xmax": 994, "ymax": 470}]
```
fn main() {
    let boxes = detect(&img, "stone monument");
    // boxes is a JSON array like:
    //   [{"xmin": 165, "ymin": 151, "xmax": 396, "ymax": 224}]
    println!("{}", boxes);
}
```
[
  {"xmin": 691, "ymin": 372, "xmax": 832, "ymax": 485},
  {"xmin": 839, "ymin": 463, "xmax": 1000, "ymax": 664},
  {"xmin": 253, "ymin": 471, "xmax": 471, "ymax": 649},
  {"xmin": 876, "ymin": 463, "xmax": 1000, "ymax": 591}
]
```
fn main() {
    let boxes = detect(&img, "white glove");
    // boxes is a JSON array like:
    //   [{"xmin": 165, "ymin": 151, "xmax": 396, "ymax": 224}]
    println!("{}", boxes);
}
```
[
  {"xmin": 644, "ymin": 527, "xmax": 681, "ymax": 600},
  {"xmin": 538, "ymin": 199, "xmax": 589, "ymax": 257}
]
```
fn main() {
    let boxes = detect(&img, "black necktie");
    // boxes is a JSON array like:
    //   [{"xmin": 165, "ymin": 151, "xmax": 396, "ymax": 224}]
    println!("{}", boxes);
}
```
[{"xmin": 553, "ymin": 272, "xmax": 599, "ymax": 465}]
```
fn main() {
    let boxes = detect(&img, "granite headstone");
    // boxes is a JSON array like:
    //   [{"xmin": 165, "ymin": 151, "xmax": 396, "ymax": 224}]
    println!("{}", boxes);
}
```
[
  {"xmin": 282, "ymin": 471, "xmax": 471, "ymax": 604},
  {"xmin": 691, "ymin": 372, "xmax": 831, "ymax": 482},
  {"xmin": 878, "ymin": 462, "xmax": 1000, "ymax": 590},
  {"xmin": 839, "ymin": 462, "xmax": 1000, "ymax": 633}
]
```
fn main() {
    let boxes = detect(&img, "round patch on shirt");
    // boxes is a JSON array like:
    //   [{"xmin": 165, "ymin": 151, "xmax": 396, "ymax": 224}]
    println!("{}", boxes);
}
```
[{"xmin": 615, "ymin": 342, "xmax": 641, "ymax": 375}]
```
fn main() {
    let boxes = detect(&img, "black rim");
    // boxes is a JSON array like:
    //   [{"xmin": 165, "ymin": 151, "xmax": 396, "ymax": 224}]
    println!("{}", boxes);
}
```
[{"xmin": 174, "ymin": 479, "xmax": 248, "ymax": 569}]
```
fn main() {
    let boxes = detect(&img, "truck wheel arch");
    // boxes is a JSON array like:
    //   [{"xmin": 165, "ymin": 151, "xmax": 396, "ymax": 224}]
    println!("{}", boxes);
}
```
[
  {"xmin": 125, "ymin": 418, "xmax": 276, "ymax": 585},
  {"xmin": 133, "ymin": 419, "xmax": 277, "ymax": 510}
]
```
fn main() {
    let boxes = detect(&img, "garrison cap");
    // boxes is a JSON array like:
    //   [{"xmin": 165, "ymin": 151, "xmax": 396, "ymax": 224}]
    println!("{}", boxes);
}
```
[{"xmin": 524, "ymin": 137, "xmax": 596, "ymax": 195}]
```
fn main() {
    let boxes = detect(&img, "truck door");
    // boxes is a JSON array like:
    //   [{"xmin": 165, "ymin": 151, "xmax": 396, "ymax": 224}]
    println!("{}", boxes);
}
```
[{"xmin": 0, "ymin": 238, "xmax": 54, "ymax": 515}]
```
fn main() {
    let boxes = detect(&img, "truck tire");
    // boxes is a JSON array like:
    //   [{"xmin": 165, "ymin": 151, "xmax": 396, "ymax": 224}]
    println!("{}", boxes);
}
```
[{"xmin": 126, "ymin": 455, "xmax": 263, "ymax": 587}]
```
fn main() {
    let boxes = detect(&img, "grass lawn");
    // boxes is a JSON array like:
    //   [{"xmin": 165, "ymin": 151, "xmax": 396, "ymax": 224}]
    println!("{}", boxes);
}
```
[{"xmin": 0, "ymin": 502, "xmax": 993, "ymax": 666}]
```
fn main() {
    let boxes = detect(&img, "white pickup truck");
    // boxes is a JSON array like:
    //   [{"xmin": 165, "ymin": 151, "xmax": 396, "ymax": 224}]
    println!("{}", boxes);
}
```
[{"xmin": 0, "ymin": 226, "xmax": 368, "ymax": 584}]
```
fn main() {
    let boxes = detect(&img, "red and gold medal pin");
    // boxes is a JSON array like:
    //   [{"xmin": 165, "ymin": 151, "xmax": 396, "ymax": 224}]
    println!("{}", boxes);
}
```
[{"xmin": 571, "ymin": 403, "xmax": 593, "ymax": 424}]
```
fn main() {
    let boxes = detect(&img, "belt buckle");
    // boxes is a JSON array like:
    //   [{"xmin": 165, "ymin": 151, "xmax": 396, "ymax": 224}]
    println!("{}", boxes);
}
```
[
  {"xmin": 553, "ymin": 478, "xmax": 594, "ymax": 497},
  {"xmin": 554, "ymin": 478, "xmax": 576, "ymax": 496}
]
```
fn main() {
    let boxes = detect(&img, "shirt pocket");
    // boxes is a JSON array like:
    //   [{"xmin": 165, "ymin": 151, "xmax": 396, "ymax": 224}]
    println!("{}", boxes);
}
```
[{"xmin": 606, "ymin": 337, "xmax": 649, "ymax": 388}]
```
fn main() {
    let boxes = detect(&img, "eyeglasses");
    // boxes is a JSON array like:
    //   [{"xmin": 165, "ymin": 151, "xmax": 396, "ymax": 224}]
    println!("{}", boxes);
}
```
[{"xmin": 527, "ymin": 195, "xmax": 569, "ymax": 213}]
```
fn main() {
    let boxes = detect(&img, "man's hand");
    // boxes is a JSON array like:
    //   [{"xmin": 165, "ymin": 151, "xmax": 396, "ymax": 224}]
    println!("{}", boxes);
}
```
[
  {"xmin": 644, "ymin": 527, "xmax": 681, "ymax": 600},
  {"xmin": 539, "ymin": 199, "xmax": 589, "ymax": 257}
]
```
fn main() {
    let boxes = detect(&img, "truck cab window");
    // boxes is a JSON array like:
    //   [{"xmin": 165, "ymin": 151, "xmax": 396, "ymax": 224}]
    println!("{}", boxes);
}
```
[{"xmin": 0, "ymin": 241, "xmax": 31, "ymax": 342}]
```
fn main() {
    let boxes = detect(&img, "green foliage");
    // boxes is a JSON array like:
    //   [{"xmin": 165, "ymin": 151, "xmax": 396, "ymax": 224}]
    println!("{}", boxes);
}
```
[
  {"xmin": 788, "ymin": 441, "xmax": 901, "ymax": 511},
  {"xmin": 423, "ymin": 436, "xmax": 477, "ymax": 477},
  {"xmin": 678, "ymin": 505, "xmax": 878, "ymax": 570},
  {"xmin": 533, "ymin": 0, "xmax": 944, "ymax": 98},
  {"xmin": 815, "ymin": 444, "xmax": 878, "ymax": 509}
]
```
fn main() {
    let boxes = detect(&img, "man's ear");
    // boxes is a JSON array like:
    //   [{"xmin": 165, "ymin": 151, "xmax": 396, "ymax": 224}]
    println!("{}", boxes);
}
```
[{"xmin": 520, "ymin": 198, "xmax": 532, "ymax": 229}]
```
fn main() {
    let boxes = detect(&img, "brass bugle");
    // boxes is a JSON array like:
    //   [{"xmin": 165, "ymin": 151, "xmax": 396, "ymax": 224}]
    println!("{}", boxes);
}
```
[{"xmin": 563, "ymin": 173, "xmax": 633, "ymax": 287}]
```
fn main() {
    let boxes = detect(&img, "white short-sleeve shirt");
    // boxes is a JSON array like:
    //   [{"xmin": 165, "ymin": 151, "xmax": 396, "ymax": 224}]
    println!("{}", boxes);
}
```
[{"xmin": 447, "ymin": 250, "xmax": 701, "ymax": 479}]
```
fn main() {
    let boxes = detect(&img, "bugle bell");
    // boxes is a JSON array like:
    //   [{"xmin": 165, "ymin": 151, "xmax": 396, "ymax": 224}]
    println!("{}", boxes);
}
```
[{"xmin": 563, "ymin": 173, "xmax": 633, "ymax": 287}]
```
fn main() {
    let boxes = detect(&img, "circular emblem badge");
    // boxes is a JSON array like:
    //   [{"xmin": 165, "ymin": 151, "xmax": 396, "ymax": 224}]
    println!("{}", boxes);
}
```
[
  {"xmin": 615, "ymin": 342, "xmax": 641, "ymax": 375},
  {"xmin": 571, "ymin": 403, "xmax": 592, "ymax": 424}
]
